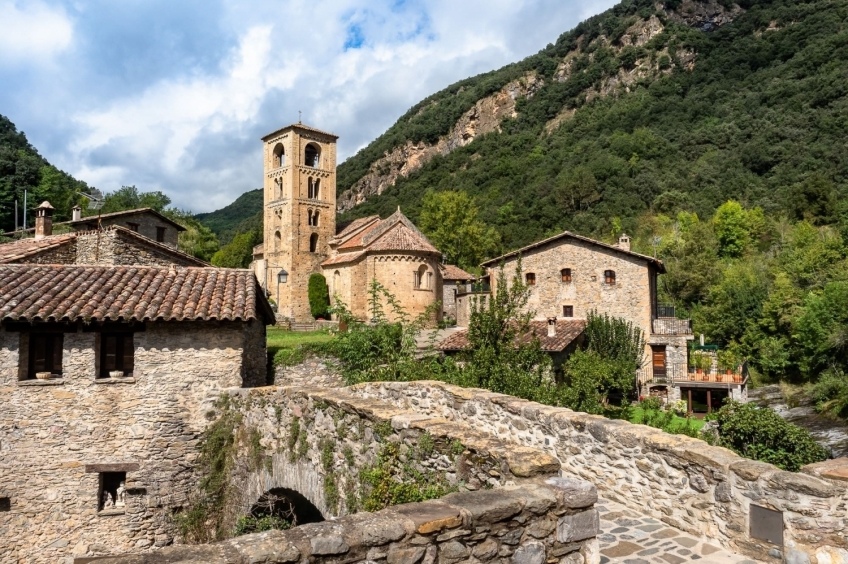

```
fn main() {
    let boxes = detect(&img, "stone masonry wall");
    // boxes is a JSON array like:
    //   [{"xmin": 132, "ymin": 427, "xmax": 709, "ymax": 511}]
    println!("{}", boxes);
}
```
[
  {"xmin": 220, "ymin": 384, "xmax": 562, "ymax": 527},
  {"xmin": 75, "ymin": 229, "xmax": 203, "ymax": 266},
  {"xmin": 0, "ymin": 321, "xmax": 265, "ymax": 563},
  {"xmin": 76, "ymin": 213, "xmax": 180, "ymax": 248},
  {"xmin": 103, "ymin": 477, "xmax": 600, "ymax": 564},
  {"xmin": 353, "ymin": 381, "xmax": 848, "ymax": 563}
]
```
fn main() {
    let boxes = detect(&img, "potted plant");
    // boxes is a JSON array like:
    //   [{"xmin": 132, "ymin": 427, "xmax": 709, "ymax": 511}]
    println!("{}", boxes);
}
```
[
  {"xmin": 35, "ymin": 371, "xmax": 52, "ymax": 380},
  {"xmin": 717, "ymin": 350, "xmax": 738, "ymax": 375}
]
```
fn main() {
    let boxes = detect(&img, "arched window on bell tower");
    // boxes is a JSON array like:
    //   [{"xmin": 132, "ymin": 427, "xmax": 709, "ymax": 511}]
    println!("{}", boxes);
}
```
[
  {"xmin": 274, "ymin": 230, "xmax": 281, "ymax": 251},
  {"xmin": 313, "ymin": 179, "xmax": 320, "ymax": 200},
  {"xmin": 309, "ymin": 233, "xmax": 319, "ymax": 253},
  {"xmin": 305, "ymin": 144, "xmax": 320, "ymax": 168},
  {"xmin": 273, "ymin": 143, "xmax": 285, "ymax": 167}
]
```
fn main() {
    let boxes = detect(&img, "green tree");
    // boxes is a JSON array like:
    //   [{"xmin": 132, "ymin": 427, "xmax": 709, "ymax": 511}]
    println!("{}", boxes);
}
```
[
  {"xmin": 712, "ymin": 201, "xmax": 751, "ymax": 258},
  {"xmin": 459, "ymin": 262, "xmax": 553, "ymax": 401},
  {"xmin": 164, "ymin": 209, "xmax": 220, "ymax": 262},
  {"xmin": 707, "ymin": 401, "xmax": 828, "ymax": 471},
  {"xmin": 210, "ymin": 229, "xmax": 261, "ymax": 268},
  {"xmin": 308, "ymin": 273, "xmax": 330, "ymax": 319},
  {"xmin": 98, "ymin": 185, "xmax": 171, "ymax": 214},
  {"xmin": 418, "ymin": 190, "xmax": 500, "ymax": 271}
]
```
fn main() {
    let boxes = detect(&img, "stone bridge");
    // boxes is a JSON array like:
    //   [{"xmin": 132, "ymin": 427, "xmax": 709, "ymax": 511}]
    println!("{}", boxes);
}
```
[{"xmin": 107, "ymin": 363, "xmax": 848, "ymax": 564}]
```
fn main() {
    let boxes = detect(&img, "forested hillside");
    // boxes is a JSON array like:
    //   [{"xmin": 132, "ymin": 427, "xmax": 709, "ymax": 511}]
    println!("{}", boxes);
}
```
[
  {"xmin": 195, "ymin": 189, "xmax": 262, "ymax": 244},
  {"xmin": 336, "ymin": 0, "xmax": 847, "ymax": 251},
  {"xmin": 0, "ymin": 114, "xmax": 92, "ymax": 231}
]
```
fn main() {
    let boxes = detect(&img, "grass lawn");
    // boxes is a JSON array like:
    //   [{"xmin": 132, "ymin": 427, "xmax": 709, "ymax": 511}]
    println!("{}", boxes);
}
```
[
  {"xmin": 267, "ymin": 327, "xmax": 335, "ymax": 354},
  {"xmin": 629, "ymin": 406, "xmax": 706, "ymax": 433}
]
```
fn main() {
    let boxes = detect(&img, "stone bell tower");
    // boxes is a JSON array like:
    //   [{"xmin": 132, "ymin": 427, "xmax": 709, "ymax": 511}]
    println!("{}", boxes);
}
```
[{"xmin": 261, "ymin": 123, "xmax": 338, "ymax": 321}]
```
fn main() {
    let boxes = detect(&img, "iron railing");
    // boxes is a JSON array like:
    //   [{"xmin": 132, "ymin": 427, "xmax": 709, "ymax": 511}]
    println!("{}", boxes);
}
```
[
  {"xmin": 455, "ymin": 282, "xmax": 491, "ymax": 296},
  {"xmin": 651, "ymin": 318, "xmax": 693, "ymax": 335}
]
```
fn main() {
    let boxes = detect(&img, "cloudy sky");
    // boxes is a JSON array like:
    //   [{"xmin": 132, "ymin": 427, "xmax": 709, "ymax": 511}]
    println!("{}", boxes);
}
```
[{"xmin": 0, "ymin": 0, "xmax": 616, "ymax": 213}]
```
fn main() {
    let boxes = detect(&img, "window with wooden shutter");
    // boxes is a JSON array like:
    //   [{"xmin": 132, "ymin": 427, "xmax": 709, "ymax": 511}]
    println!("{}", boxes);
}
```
[
  {"xmin": 100, "ymin": 333, "xmax": 134, "ymax": 378},
  {"xmin": 28, "ymin": 333, "xmax": 63, "ymax": 378}
]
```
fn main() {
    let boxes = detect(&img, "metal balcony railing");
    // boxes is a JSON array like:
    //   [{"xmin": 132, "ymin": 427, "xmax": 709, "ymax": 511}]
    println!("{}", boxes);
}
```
[
  {"xmin": 651, "ymin": 318, "xmax": 693, "ymax": 335},
  {"xmin": 638, "ymin": 363, "xmax": 748, "ymax": 386}
]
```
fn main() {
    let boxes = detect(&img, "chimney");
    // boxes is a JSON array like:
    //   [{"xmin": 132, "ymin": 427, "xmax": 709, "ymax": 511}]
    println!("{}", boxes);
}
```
[
  {"xmin": 72, "ymin": 205, "xmax": 82, "ymax": 221},
  {"xmin": 547, "ymin": 317, "xmax": 557, "ymax": 337},
  {"xmin": 618, "ymin": 233, "xmax": 631, "ymax": 252},
  {"xmin": 34, "ymin": 201, "xmax": 54, "ymax": 239}
]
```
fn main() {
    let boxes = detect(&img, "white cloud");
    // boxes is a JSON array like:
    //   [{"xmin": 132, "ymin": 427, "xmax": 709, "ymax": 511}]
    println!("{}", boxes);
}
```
[
  {"xmin": 3, "ymin": 0, "xmax": 619, "ymax": 212},
  {"xmin": 0, "ymin": 1, "xmax": 73, "ymax": 65}
]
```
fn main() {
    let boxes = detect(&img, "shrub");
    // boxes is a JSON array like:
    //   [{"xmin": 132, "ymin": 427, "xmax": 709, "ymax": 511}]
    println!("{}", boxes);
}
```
[
  {"xmin": 308, "ymin": 274, "xmax": 331, "ymax": 319},
  {"xmin": 707, "ymin": 401, "xmax": 828, "ymax": 471},
  {"xmin": 812, "ymin": 369, "xmax": 848, "ymax": 420}
]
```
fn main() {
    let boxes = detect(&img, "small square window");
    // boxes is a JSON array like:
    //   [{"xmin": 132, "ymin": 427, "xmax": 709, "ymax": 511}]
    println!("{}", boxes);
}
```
[
  {"xmin": 0, "ymin": 497, "xmax": 10, "ymax": 511},
  {"xmin": 99, "ymin": 333, "xmax": 134, "ymax": 379},
  {"xmin": 99, "ymin": 472, "xmax": 127, "ymax": 511},
  {"xmin": 561, "ymin": 268, "xmax": 572, "ymax": 283},
  {"xmin": 604, "ymin": 270, "xmax": 616, "ymax": 285},
  {"xmin": 127, "ymin": 222, "xmax": 139, "ymax": 232},
  {"xmin": 525, "ymin": 273, "xmax": 536, "ymax": 286},
  {"xmin": 563, "ymin": 305, "xmax": 574, "ymax": 317},
  {"xmin": 156, "ymin": 226, "xmax": 166, "ymax": 242}
]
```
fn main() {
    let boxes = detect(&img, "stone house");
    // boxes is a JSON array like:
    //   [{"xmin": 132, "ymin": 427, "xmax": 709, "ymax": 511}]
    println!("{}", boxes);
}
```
[
  {"xmin": 253, "ymin": 122, "xmax": 444, "ymax": 323},
  {"xmin": 469, "ymin": 231, "xmax": 708, "ymax": 401},
  {"xmin": 0, "ymin": 264, "xmax": 274, "ymax": 563},
  {"xmin": 5, "ymin": 201, "xmax": 186, "ymax": 248},
  {"xmin": 440, "ymin": 264, "xmax": 475, "ymax": 321},
  {"xmin": 321, "ymin": 210, "xmax": 444, "ymax": 323},
  {"xmin": 0, "ymin": 201, "xmax": 205, "ymax": 267}
]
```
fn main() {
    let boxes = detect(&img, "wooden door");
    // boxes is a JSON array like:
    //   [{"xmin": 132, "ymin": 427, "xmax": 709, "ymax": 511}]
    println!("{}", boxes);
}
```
[{"xmin": 651, "ymin": 345, "xmax": 667, "ymax": 379}]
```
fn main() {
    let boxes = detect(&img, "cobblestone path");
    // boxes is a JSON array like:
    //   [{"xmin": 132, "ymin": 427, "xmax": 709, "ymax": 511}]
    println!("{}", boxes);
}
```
[{"xmin": 597, "ymin": 497, "xmax": 761, "ymax": 563}]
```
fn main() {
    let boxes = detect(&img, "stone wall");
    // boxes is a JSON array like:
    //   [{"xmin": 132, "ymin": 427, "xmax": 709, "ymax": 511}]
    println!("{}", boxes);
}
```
[
  {"xmin": 101, "ymin": 477, "xmax": 600, "ymax": 564},
  {"xmin": 0, "ymin": 320, "xmax": 266, "ymax": 563},
  {"xmin": 15, "ymin": 241, "xmax": 77, "ymax": 264},
  {"xmin": 353, "ymin": 380, "xmax": 848, "ymax": 563},
  {"xmin": 220, "ymin": 384, "xmax": 561, "ymax": 527},
  {"xmin": 75, "ymin": 229, "xmax": 204, "ymax": 266},
  {"xmin": 75, "ymin": 212, "xmax": 180, "ymax": 248},
  {"xmin": 442, "ymin": 281, "xmax": 459, "ymax": 320},
  {"xmin": 456, "ymin": 292, "xmax": 488, "ymax": 328}
]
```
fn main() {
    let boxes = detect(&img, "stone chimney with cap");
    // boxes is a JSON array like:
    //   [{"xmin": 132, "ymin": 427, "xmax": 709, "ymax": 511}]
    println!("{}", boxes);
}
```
[
  {"xmin": 34, "ymin": 201, "xmax": 54, "ymax": 239},
  {"xmin": 547, "ymin": 317, "xmax": 557, "ymax": 337},
  {"xmin": 618, "ymin": 233, "xmax": 631, "ymax": 252},
  {"xmin": 72, "ymin": 205, "xmax": 82, "ymax": 222}
]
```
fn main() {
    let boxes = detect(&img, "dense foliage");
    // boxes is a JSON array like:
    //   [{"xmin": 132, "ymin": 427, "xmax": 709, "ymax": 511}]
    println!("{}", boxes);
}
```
[
  {"xmin": 210, "ymin": 229, "xmax": 260, "ymax": 268},
  {"xmin": 307, "ymin": 273, "xmax": 331, "ymax": 319},
  {"xmin": 705, "ymin": 401, "xmax": 828, "ymax": 471},
  {"xmin": 195, "ymin": 188, "xmax": 262, "ymax": 244},
  {"xmin": 337, "ymin": 0, "xmax": 848, "ymax": 252},
  {"xmin": 0, "ymin": 114, "xmax": 92, "ymax": 231},
  {"xmin": 561, "ymin": 312, "xmax": 646, "ymax": 413}
]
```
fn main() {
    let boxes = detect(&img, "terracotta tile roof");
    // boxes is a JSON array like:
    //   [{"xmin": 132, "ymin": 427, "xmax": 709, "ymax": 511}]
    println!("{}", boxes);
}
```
[
  {"xmin": 0, "ymin": 233, "xmax": 76, "ymax": 263},
  {"xmin": 333, "ymin": 216, "xmax": 381, "ymax": 244},
  {"xmin": 480, "ymin": 231, "xmax": 665, "ymax": 273},
  {"xmin": 261, "ymin": 123, "xmax": 339, "ymax": 141},
  {"xmin": 337, "ymin": 208, "xmax": 439, "ymax": 254},
  {"xmin": 0, "ymin": 265, "xmax": 275, "ymax": 323},
  {"xmin": 321, "ymin": 251, "xmax": 366, "ymax": 267},
  {"xmin": 441, "ymin": 265, "xmax": 475, "ymax": 281},
  {"xmin": 69, "ymin": 208, "xmax": 187, "ymax": 231},
  {"xmin": 438, "ymin": 319, "xmax": 586, "ymax": 353}
]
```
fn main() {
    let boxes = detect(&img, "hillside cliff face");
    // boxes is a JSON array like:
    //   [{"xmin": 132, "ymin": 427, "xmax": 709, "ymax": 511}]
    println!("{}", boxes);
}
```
[
  {"xmin": 337, "ymin": 0, "xmax": 743, "ymax": 213},
  {"xmin": 338, "ymin": 74, "xmax": 543, "ymax": 211}
]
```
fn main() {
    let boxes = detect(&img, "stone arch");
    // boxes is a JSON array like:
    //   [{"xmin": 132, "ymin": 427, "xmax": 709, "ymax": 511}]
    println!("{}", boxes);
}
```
[
  {"xmin": 274, "ymin": 230, "xmax": 281, "ymax": 252},
  {"xmin": 415, "ymin": 263, "xmax": 429, "ymax": 289},
  {"xmin": 333, "ymin": 270, "xmax": 341, "ymax": 297},
  {"xmin": 273, "ymin": 143, "xmax": 285, "ymax": 167},
  {"xmin": 246, "ymin": 487, "xmax": 324, "ymax": 528},
  {"xmin": 313, "ymin": 210, "xmax": 320, "ymax": 227},
  {"xmin": 309, "ymin": 233, "xmax": 319, "ymax": 253},
  {"xmin": 313, "ymin": 178, "xmax": 320, "ymax": 200},
  {"xmin": 305, "ymin": 143, "xmax": 320, "ymax": 168}
]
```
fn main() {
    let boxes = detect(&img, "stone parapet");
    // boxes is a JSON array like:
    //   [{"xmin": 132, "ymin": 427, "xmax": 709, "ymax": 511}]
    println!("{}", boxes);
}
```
[
  {"xmin": 352, "ymin": 380, "xmax": 848, "ymax": 563},
  {"xmin": 221, "ymin": 384, "xmax": 562, "ymax": 528},
  {"xmin": 101, "ymin": 477, "xmax": 600, "ymax": 564}
]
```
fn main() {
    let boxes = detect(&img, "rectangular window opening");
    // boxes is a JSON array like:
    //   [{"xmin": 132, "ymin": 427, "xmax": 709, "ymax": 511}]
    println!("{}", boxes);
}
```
[
  {"xmin": 604, "ymin": 270, "xmax": 616, "ymax": 285},
  {"xmin": 28, "ymin": 332, "xmax": 63, "ymax": 379},
  {"xmin": 99, "ymin": 332, "xmax": 134, "ymax": 379},
  {"xmin": 156, "ymin": 226, "xmax": 166, "ymax": 242},
  {"xmin": 127, "ymin": 222, "xmax": 139, "ymax": 232},
  {"xmin": 0, "ymin": 497, "xmax": 10, "ymax": 512},
  {"xmin": 99, "ymin": 472, "xmax": 127, "ymax": 511},
  {"xmin": 561, "ymin": 268, "xmax": 572, "ymax": 283},
  {"xmin": 563, "ymin": 305, "xmax": 574, "ymax": 317},
  {"xmin": 525, "ymin": 273, "xmax": 536, "ymax": 286}
]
